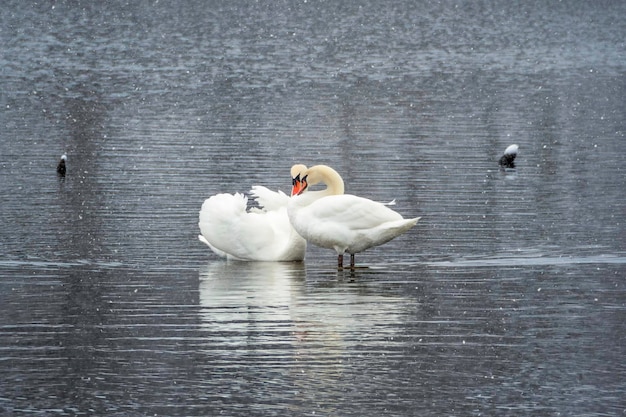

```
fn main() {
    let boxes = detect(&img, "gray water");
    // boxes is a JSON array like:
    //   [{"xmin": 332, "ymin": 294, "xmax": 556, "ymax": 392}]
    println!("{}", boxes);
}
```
[{"xmin": 1, "ymin": 0, "xmax": 625, "ymax": 415}]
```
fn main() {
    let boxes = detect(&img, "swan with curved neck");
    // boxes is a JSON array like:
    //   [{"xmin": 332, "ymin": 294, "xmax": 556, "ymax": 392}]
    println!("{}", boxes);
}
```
[
  {"xmin": 291, "ymin": 163, "xmax": 344, "ymax": 197},
  {"xmin": 288, "ymin": 164, "xmax": 420, "ymax": 268}
]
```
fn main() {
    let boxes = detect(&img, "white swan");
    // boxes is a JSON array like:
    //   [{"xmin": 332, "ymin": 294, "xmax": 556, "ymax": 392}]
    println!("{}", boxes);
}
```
[
  {"xmin": 198, "ymin": 186, "xmax": 306, "ymax": 261},
  {"xmin": 287, "ymin": 164, "xmax": 420, "ymax": 268}
]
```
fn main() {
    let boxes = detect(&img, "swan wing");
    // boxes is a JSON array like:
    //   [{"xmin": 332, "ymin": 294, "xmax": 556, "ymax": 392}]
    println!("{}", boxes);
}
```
[
  {"xmin": 198, "ymin": 234, "xmax": 231, "ymax": 259},
  {"xmin": 199, "ymin": 192, "xmax": 305, "ymax": 261},
  {"xmin": 199, "ymin": 193, "xmax": 249, "ymax": 258},
  {"xmin": 306, "ymin": 195, "xmax": 404, "ymax": 230},
  {"xmin": 249, "ymin": 186, "xmax": 289, "ymax": 211},
  {"xmin": 291, "ymin": 194, "xmax": 419, "ymax": 253},
  {"xmin": 198, "ymin": 193, "xmax": 277, "ymax": 260}
]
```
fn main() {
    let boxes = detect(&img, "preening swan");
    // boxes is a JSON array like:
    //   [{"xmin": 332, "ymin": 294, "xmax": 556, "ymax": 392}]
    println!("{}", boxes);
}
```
[
  {"xmin": 288, "ymin": 164, "xmax": 420, "ymax": 268},
  {"xmin": 198, "ymin": 186, "xmax": 306, "ymax": 261}
]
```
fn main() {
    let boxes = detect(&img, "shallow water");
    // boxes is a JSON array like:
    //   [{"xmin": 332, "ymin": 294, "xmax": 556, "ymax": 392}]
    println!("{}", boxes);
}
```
[{"xmin": 1, "ymin": 0, "xmax": 625, "ymax": 415}]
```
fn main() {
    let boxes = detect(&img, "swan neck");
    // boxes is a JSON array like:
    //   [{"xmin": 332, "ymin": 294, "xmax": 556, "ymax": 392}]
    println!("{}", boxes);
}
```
[{"xmin": 314, "ymin": 165, "xmax": 344, "ymax": 196}]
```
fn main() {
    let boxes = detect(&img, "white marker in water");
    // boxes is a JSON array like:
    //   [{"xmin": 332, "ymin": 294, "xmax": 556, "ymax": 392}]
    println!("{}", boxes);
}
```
[
  {"xmin": 57, "ymin": 154, "xmax": 67, "ymax": 176},
  {"xmin": 499, "ymin": 144, "xmax": 518, "ymax": 169}
]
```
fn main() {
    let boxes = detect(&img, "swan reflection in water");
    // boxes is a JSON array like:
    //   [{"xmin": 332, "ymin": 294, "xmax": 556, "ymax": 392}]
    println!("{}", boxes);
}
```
[
  {"xmin": 198, "ymin": 261, "xmax": 305, "ymax": 338},
  {"xmin": 198, "ymin": 261, "xmax": 415, "ymax": 405},
  {"xmin": 198, "ymin": 261, "xmax": 413, "ymax": 340}
]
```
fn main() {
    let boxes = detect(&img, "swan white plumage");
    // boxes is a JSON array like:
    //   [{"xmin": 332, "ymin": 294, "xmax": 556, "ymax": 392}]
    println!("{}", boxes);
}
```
[
  {"xmin": 198, "ymin": 185, "xmax": 306, "ymax": 261},
  {"xmin": 287, "ymin": 164, "xmax": 420, "ymax": 268}
]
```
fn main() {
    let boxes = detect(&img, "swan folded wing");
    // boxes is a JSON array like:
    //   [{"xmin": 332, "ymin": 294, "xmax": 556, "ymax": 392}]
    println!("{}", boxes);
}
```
[
  {"xmin": 309, "ymin": 195, "xmax": 404, "ymax": 230},
  {"xmin": 297, "ymin": 195, "xmax": 419, "ymax": 254},
  {"xmin": 199, "ymin": 193, "xmax": 285, "ymax": 260},
  {"xmin": 233, "ymin": 209, "xmax": 292, "ymax": 260},
  {"xmin": 198, "ymin": 234, "xmax": 230, "ymax": 258},
  {"xmin": 199, "ymin": 193, "xmax": 246, "ymax": 258},
  {"xmin": 345, "ymin": 217, "xmax": 419, "ymax": 254}
]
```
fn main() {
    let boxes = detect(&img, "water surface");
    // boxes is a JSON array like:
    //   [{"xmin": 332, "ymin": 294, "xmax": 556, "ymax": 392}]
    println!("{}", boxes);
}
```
[{"xmin": 1, "ymin": 1, "xmax": 624, "ymax": 415}]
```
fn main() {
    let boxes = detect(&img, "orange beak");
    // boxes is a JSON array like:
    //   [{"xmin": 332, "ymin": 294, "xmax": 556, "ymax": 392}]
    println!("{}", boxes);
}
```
[{"xmin": 291, "ymin": 175, "xmax": 308, "ymax": 196}]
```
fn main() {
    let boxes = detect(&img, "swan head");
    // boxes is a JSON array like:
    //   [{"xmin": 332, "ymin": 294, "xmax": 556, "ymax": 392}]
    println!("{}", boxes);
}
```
[
  {"xmin": 290, "ymin": 164, "xmax": 345, "ymax": 197},
  {"xmin": 291, "ymin": 164, "xmax": 309, "ymax": 196}
]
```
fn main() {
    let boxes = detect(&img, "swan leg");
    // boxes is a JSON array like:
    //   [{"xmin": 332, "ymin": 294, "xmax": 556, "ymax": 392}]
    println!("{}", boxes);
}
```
[
  {"xmin": 350, "ymin": 254, "xmax": 355, "ymax": 269},
  {"xmin": 338, "ymin": 254, "xmax": 343, "ymax": 269}
]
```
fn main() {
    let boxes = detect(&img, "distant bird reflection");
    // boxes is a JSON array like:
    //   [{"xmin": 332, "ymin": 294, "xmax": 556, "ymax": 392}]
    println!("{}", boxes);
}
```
[
  {"xmin": 57, "ymin": 154, "xmax": 67, "ymax": 177},
  {"xmin": 499, "ymin": 144, "xmax": 518, "ymax": 169}
]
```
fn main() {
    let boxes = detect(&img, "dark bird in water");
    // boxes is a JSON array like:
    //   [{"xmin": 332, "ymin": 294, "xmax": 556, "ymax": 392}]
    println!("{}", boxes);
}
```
[
  {"xmin": 498, "ymin": 144, "xmax": 518, "ymax": 169},
  {"xmin": 57, "ymin": 154, "xmax": 67, "ymax": 177}
]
